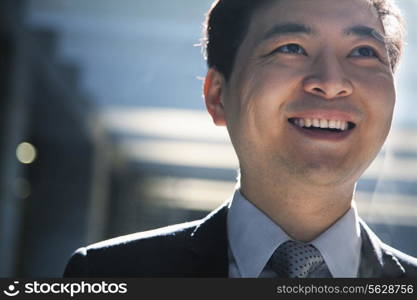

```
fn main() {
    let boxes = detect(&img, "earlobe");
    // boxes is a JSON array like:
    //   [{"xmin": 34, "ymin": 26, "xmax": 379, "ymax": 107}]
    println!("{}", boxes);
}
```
[{"xmin": 204, "ymin": 68, "xmax": 227, "ymax": 126}]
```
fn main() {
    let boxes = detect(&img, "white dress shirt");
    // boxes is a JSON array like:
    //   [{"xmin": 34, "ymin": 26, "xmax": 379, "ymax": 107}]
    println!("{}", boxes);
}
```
[{"xmin": 227, "ymin": 189, "xmax": 362, "ymax": 278}]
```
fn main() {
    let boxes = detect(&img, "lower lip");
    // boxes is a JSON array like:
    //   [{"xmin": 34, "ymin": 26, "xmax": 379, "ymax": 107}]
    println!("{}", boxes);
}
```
[{"xmin": 289, "ymin": 122, "xmax": 353, "ymax": 141}]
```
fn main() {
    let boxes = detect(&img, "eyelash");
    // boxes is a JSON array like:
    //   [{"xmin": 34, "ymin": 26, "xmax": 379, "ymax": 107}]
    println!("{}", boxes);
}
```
[
  {"xmin": 349, "ymin": 46, "xmax": 379, "ymax": 59},
  {"xmin": 269, "ymin": 43, "xmax": 380, "ymax": 59},
  {"xmin": 271, "ymin": 44, "xmax": 307, "ymax": 56}
]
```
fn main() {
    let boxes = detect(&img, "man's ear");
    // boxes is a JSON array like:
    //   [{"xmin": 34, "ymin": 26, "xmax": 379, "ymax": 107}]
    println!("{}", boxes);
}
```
[{"xmin": 204, "ymin": 68, "xmax": 227, "ymax": 126}]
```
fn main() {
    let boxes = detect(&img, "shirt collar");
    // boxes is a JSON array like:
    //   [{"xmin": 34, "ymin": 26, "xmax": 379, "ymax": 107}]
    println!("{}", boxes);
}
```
[
  {"xmin": 227, "ymin": 189, "xmax": 290, "ymax": 277},
  {"xmin": 312, "ymin": 202, "xmax": 362, "ymax": 277},
  {"xmin": 227, "ymin": 188, "xmax": 362, "ymax": 278}
]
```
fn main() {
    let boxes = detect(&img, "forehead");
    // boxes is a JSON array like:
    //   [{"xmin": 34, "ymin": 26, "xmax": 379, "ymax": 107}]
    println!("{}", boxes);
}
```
[{"xmin": 248, "ymin": 0, "xmax": 384, "ymax": 40}]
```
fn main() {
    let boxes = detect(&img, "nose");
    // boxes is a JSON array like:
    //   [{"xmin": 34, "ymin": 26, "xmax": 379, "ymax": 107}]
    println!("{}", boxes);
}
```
[{"xmin": 303, "ymin": 54, "xmax": 353, "ymax": 99}]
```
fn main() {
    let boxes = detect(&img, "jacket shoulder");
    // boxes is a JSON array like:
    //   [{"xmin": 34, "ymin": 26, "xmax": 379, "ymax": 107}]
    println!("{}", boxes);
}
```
[
  {"xmin": 359, "ymin": 219, "xmax": 417, "ymax": 278},
  {"xmin": 381, "ymin": 243, "xmax": 417, "ymax": 277},
  {"xmin": 64, "ymin": 219, "xmax": 201, "ymax": 277}
]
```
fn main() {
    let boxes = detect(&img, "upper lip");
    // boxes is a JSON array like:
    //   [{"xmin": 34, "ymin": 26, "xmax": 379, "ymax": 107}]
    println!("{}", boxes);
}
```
[{"xmin": 288, "ymin": 110, "xmax": 359, "ymax": 125}]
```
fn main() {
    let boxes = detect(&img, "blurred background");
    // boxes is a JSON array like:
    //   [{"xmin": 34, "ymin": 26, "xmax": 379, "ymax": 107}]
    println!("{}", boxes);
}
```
[{"xmin": 0, "ymin": 0, "xmax": 416, "ymax": 277}]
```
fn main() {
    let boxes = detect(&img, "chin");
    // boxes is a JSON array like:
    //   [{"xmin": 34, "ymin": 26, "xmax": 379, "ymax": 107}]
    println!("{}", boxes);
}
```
[{"xmin": 298, "ymin": 162, "xmax": 359, "ymax": 187}]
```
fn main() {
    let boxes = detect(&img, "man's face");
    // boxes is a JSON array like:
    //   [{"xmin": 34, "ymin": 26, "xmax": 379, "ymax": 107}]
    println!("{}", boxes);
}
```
[{"xmin": 217, "ymin": 0, "xmax": 396, "ymax": 187}]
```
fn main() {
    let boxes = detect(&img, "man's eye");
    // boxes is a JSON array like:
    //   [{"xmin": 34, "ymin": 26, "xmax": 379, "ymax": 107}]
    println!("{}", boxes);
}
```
[
  {"xmin": 273, "ymin": 44, "xmax": 307, "ymax": 55},
  {"xmin": 350, "ymin": 46, "xmax": 378, "ymax": 58}
]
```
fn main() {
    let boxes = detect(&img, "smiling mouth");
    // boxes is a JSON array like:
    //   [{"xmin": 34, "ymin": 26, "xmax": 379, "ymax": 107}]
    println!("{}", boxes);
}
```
[{"xmin": 288, "ymin": 117, "xmax": 356, "ymax": 132}]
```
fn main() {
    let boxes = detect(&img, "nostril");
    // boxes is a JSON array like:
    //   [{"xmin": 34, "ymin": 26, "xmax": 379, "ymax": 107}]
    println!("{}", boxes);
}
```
[{"xmin": 313, "ymin": 87, "xmax": 325, "ymax": 94}]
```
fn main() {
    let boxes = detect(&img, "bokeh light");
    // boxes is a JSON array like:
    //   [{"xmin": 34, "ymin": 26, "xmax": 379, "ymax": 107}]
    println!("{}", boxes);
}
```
[{"xmin": 16, "ymin": 142, "xmax": 37, "ymax": 164}]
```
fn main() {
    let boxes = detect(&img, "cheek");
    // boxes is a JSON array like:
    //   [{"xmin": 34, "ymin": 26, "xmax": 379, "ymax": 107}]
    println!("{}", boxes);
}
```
[
  {"xmin": 225, "ymin": 67, "xmax": 290, "ymax": 153},
  {"xmin": 365, "ymin": 72, "xmax": 395, "ymax": 124},
  {"xmin": 240, "ymin": 65, "xmax": 299, "ymax": 115},
  {"xmin": 240, "ymin": 71, "xmax": 289, "ymax": 138},
  {"xmin": 228, "ymin": 63, "xmax": 310, "ymax": 156},
  {"xmin": 358, "ymin": 72, "xmax": 395, "ymax": 149}
]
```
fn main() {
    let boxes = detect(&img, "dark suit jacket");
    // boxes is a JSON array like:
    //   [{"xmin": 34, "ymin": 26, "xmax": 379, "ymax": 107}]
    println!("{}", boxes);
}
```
[{"xmin": 64, "ymin": 203, "xmax": 417, "ymax": 277}]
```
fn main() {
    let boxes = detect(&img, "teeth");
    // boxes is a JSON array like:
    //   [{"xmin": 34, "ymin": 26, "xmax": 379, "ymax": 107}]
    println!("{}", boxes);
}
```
[
  {"xmin": 294, "ymin": 119, "xmax": 300, "ymax": 127},
  {"xmin": 292, "ymin": 118, "xmax": 351, "ymax": 131},
  {"xmin": 320, "ymin": 119, "xmax": 328, "ymax": 128}
]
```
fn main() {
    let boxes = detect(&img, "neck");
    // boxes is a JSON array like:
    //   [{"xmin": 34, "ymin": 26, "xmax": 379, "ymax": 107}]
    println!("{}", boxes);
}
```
[{"xmin": 239, "ymin": 174, "xmax": 355, "ymax": 242}]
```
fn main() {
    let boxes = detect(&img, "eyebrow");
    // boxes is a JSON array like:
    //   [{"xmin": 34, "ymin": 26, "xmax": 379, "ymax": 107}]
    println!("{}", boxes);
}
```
[
  {"xmin": 262, "ymin": 23, "xmax": 314, "ymax": 41},
  {"xmin": 262, "ymin": 23, "xmax": 387, "ymax": 47},
  {"xmin": 344, "ymin": 25, "xmax": 387, "ymax": 46}
]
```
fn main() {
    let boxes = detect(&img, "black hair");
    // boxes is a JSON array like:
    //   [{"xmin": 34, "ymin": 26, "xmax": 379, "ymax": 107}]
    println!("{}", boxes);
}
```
[{"xmin": 203, "ymin": 0, "xmax": 405, "ymax": 80}]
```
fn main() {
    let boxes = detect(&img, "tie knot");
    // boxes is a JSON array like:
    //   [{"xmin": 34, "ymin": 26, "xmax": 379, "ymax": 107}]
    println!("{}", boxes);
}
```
[{"xmin": 269, "ymin": 240, "xmax": 325, "ymax": 278}]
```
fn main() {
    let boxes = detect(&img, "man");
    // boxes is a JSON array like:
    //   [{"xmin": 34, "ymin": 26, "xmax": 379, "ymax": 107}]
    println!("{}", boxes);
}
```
[{"xmin": 64, "ymin": 0, "xmax": 417, "ymax": 278}]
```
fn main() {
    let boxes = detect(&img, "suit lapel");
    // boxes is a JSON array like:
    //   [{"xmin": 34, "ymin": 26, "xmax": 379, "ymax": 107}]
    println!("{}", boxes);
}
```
[
  {"xmin": 188, "ymin": 202, "xmax": 229, "ymax": 277},
  {"xmin": 358, "ymin": 220, "xmax": 405, "ymax": 278},
  {"xmin": 186, "ymin": 206, "xmax": 407, "ymax": 278}
]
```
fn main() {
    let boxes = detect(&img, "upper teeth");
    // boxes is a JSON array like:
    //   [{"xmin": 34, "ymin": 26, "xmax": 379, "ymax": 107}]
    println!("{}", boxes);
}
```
[{"xmin": 293, "ymin": 118, "xmax": 350, "ymax": 131}]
